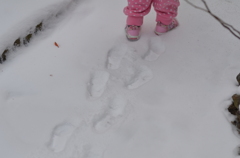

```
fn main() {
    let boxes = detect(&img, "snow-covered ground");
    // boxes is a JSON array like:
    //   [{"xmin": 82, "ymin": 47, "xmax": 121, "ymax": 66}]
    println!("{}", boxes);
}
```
[{"xmin": 0, "ymin": 0, "xmax": 240, "ymax": 158}]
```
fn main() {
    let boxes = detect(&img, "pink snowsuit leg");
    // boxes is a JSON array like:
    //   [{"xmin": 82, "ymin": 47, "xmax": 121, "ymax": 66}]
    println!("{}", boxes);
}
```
[
  {"xmin": 124, "ymin": 0, "xmax": 180, "ymax": 26},
  {"xmin": 153, "ymin": 0, "xmax": 180, "ymax": 25},
  {"xmin": 124, "ymin": 0, "xmax": 152, "ymax": 26}
]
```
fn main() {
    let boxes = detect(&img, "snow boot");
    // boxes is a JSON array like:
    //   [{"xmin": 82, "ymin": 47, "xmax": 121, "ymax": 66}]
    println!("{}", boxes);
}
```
[
  {"xmin": 155, "ymin": 18, "xmax": 179, "ymax": 35},
  {"xmin": 125, "ymin": 25, "xmax": 141, "ymax": 41}
]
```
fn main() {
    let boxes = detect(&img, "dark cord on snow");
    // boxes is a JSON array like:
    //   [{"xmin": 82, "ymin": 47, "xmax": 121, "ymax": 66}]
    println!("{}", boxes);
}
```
[{"xmin": 185, "ymin": 0, "xmax": 240, "ymax": 40}]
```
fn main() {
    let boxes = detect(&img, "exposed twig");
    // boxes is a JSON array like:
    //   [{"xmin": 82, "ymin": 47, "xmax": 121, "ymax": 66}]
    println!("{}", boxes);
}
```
[{"xmin": 185, "ymin": 0, "xmax": 240, "ymax": 40}]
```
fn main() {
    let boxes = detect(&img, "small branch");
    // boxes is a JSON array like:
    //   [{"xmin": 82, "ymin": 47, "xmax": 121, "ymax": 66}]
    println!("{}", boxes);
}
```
[{"xmin": 185, "ymin": 0, "xmax": 240, "ymax": 40}]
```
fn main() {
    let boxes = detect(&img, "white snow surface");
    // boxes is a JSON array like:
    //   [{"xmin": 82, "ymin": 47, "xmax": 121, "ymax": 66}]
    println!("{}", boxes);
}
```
[
  {"xmin": 144, "ymin": 36, "xmax": 166, "ymax": 61},
  {"xmin": 88, "ymin": 71, "xmax": 110, "ymax": 98},
  {"xmin": 1, "ymin": 0, "xmax": 240, "ymax": 158}
]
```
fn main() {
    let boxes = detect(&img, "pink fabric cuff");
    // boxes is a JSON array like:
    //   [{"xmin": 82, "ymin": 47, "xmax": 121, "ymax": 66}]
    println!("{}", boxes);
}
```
[
  {"xmin": 156, "ymin": 15, "xmax": 173, "ymax": 25},
  {"xmin": 127, "ymin": 16, "xmax": 143, "ymax": 26}
]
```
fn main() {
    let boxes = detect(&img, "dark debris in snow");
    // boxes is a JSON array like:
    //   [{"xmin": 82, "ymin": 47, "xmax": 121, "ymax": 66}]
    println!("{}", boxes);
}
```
[{"xmin": 0, "ymin": 22, "xmax": 43, "ymax": 63}]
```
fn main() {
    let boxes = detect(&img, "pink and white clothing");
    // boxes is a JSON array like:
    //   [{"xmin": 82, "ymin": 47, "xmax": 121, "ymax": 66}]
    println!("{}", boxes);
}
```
[{"xmin": 124, "ymin": 0, "xmax": 180, "ymax": 26}]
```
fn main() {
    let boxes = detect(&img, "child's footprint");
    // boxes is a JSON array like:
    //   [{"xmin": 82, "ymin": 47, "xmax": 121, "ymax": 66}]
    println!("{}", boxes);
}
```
[
  {"xmin": 88, "ymin": 71, "xmax": 110, "ymax": 98},
  {"xmin": 144, "ymin": 37, "xmax": 166, "ymax": 61},
  {"xmin": 127, "ymin": 65, "xmax": 153, "ymax": 89},
  {"xmin": 94, "ymin": 95, "xmax": 127, "ymax": 133},
  {"xmin": 107, "ymin": 44, "xmax": 136, "ymax": 70},
  {"xmin": 48, "ymin": 122, "xmax": 77, "ymax": 152}
]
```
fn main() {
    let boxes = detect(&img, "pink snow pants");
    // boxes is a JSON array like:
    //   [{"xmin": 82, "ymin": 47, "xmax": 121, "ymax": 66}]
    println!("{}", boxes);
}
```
[{"xmin": 124, "ymin": 0, "xmax": 180, "ymax": 26}]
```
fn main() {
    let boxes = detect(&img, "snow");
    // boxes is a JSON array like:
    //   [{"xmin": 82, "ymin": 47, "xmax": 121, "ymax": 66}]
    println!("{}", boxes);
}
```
[
  {"xmin": 107, "ymin": 44, "xmax": 136, "ymax": 69},
  {"xmin": 144, "ymin": 37, "xmax": 166, "ymax": 61},
  {"xmin": 127, "ymin": 65, "xmax": 153, "ymax": 89},
  {"xmin": 48, "ymin": 122, "xmax": 77, "ymax": 153},
  {"xmin": 88, "ymin": 71, "xmax": 110, "ymax": 98},
  {"xmin": 94, "ymin": 95, "xmax": 128, "ymax": 133},
  {"xmin": 0, "ymin": 0, "xmax": 240, "ymax": 158}
]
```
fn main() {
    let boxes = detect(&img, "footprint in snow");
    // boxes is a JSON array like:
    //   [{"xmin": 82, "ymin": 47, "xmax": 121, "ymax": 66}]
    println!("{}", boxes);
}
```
[
  {"xmin": 48, "ymin": 122, "xmax": 77, "ymax": 153},
  {"xmin": 94, "ymin": 95, "xmax": 127, "ymax": 133},
  {"xmin": 144, "ymin": 36, "xmax": 166, "ymax": 61},
  {"xmin": 88, "ymin": 71, "xmax": 110, "ymax": 98},
  {"xmin": 82, "ymin": 145, "xmax": 104, "ymax": 158},
  {"xmin": 107, "ymin": 44, "xmax": 136, "ymax": 70},
  {"xmin": 127, "ymin": 65, "xmax": 153, "ymax": 89}
]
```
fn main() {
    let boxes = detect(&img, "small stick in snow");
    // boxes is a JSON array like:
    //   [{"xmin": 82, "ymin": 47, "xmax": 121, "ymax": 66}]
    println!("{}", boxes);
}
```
[{"xmin": 54, "ymin": 42, "xmax": 60, "ymax": 48}]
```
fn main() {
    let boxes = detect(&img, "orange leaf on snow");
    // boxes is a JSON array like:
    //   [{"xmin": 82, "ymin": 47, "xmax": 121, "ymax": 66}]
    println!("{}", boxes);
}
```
[{"xmin": 54, "ymin": 42, "xmax": 60, "ymax": 48}]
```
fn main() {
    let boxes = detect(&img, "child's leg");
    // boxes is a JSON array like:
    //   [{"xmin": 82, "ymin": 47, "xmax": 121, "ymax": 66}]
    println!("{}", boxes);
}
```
[
  {"xmin": 123, "ymin": 0, "xmax": 153, "ymax": 26},
  {"xmin": 153, "ymin": 0, "xmax": 180, "ymax": 25}
]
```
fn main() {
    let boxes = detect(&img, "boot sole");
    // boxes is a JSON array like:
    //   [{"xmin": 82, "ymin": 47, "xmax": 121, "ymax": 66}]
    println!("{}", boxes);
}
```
[{"xmin": 126, "ymin": 34, "xmax": 140, "ymax": 41}]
